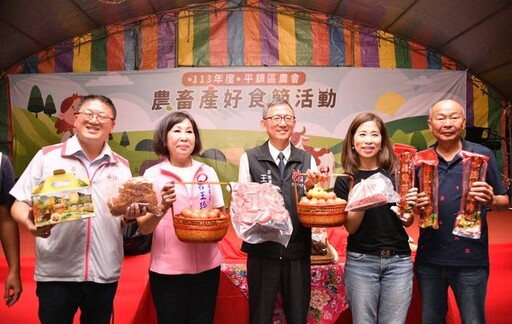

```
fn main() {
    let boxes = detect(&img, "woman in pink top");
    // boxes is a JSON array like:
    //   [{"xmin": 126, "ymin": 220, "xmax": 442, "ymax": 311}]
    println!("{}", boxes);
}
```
[{"xmin": 136, "ymin": 111, "xmax": 225, "ymax": 324}]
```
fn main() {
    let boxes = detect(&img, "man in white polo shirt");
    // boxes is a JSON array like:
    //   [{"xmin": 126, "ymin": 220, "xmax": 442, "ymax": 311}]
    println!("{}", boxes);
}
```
[{"xmin": 10, "ymin": 94, "xmax": 132, "ymax": 323}]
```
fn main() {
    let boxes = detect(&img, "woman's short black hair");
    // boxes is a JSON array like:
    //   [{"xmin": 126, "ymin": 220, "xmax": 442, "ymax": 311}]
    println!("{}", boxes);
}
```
[{"xmin": 153, "ymin": 111, "xmax": 202, "ymax": 158}]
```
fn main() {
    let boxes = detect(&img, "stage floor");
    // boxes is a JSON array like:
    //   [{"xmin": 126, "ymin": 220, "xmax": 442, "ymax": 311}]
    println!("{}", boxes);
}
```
[{"xmin": 1, "ymin": 210, "xmax": 512, "ymax": 323}]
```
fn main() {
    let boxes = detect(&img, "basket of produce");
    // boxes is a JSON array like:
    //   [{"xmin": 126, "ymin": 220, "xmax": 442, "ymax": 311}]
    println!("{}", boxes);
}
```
[
  {"xmin": 294, "ymin": 173, "xmax": 352, "ymax": 227},
  {"xmin": 173, "ymin": 182, "xmax": 231, "ymax": 243}
]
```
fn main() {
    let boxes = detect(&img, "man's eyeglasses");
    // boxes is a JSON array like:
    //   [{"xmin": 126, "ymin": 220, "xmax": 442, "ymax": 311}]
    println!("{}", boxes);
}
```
[
  {"xmin": 75, "ymin": 112, "xmax": 114, "ymax": 123},
  {"xmin": 264, "ymin": 115, "xmax": 295, "ymax": 125}
]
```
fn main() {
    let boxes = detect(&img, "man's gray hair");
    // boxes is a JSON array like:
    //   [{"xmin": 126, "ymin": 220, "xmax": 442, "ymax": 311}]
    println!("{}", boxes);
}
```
[
  {"xmin": 428, "ymin": 99, "xmax": 466, "ymax": 119},
  {"xmin": 262, "ymin": 98, "xmax": 294, "ymax": 119}
]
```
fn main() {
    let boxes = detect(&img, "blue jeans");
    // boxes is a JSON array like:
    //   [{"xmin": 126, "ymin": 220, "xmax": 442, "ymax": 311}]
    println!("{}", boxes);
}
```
[
  {"xmin": 415, "ymin": 262, "xmax": 489, "ymax": 324},
  {"xmin": 36, "ymin": 281, "xmax": 118, "ymax": 324},
  {"xmin": 344, "ymin": 251, "xmax": 413, "ymax": 324}
]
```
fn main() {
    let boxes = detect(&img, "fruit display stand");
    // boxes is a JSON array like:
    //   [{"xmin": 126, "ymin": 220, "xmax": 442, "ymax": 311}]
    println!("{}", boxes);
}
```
[
  {"xmin": 294, "ymin": 173, "xmax": 352, "ymax": 227},
  {"xmin": 172, "ymin": 181, "xmax": 231, "ymax": 243}
]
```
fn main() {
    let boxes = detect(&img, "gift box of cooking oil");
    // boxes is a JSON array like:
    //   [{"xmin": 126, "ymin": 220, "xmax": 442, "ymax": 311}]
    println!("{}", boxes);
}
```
[{"xmin": 31, "ymin": 169, "xmax": 94, "ymax": 227}]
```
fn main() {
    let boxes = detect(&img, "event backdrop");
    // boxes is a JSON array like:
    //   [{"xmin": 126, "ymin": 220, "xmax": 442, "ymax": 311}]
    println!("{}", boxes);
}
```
[
  {"xmin": 9, "ymin": 67, "xmax": 465, "ymax": 180},
  {"xmin": 1, "ymin": 0, "xmax": 506, "ymax": 178}
]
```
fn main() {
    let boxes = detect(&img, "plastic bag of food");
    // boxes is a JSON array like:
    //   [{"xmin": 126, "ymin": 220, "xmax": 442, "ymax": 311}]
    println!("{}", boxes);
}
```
[
  {"xmin": 229, "ymin": 182, "xmax": 292, "ymax": 247},
  {"xmin": 452, "ymin": 151, "xmax": 488, "ymax": 239},
  {"xmin": 108, "ymin": 176, "xmax": 159, "ymax": 216},
  {"xmin": 415, "ymin": 149, "xmax": 440, "ymax": 229},
  {"xmin": 394, "ymin": 144, "xmax": 416, "ymax": 220},
  {"xmin": 345, "ymin": 173, "xmax": 400, "ymax": 212}
]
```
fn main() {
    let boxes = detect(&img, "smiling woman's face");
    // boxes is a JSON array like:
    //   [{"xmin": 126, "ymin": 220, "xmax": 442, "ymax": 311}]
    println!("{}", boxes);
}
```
[
  {"xmin": 353, "ymin": 120, "xmax": 382, "ymax": 164},
  {"xmin": 166, "ymin": 118, "xmax": 195, "ymax": 165}
]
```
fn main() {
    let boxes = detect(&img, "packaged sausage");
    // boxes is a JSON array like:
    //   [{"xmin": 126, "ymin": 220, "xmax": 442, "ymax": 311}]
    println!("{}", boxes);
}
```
[
  {"xmin": 393, "ymin": 144, "xmax": 416, "ymax": 219},
  {"xmin": 415, "ymin": 149, "xmax": 439, "ymax": 229},
  {"xmin": 452, "ymin": 151, "xmax": 488, "ymax": 239}
]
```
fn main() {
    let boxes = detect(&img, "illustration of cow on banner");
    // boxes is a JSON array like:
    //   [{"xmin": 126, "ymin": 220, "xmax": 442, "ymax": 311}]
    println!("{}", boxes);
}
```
[{"xmin": 290, "ymin": 126, "xmax": 336, "ymax": 186}]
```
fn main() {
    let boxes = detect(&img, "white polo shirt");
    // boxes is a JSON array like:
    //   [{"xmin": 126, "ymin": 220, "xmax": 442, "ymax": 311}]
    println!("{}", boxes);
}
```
[{"xmin": 10, "ymin": 135, "xmax": 132, "ymax": 283}]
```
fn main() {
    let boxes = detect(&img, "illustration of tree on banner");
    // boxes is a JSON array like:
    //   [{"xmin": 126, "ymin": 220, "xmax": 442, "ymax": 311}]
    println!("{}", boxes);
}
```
[
  {"xmin": 44, "ymin": 95, "xmax": 56, "ymax": 117},
  {"xmin": 28, "ymin": 85, "xmax": 44, "ymax": 118},
  {"xmin": 120, "ymin": 131, "xmax": 130, "ymax": 148}
]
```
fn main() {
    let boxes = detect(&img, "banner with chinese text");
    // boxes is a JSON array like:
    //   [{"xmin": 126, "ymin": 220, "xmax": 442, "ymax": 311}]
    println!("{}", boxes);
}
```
[{"xmin": 9, "ymin": 67, "xmax": 466, "ymax": 179}]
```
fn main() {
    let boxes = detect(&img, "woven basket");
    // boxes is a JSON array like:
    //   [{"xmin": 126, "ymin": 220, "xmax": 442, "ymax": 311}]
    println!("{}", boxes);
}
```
[
  {"xmin": 298, "ymin": 203, "xmax": 347, "ymax": 227},
  {"xmin": 294, "ymin": 173, "xmax": 352, "ymax": 228},
  {"xmin": 172, "ymin": 182, "xmax": 231, "ymax": 243},
  {"xmin": 173, "ymin": 213, "xmax": 230, "ymax": 243}
]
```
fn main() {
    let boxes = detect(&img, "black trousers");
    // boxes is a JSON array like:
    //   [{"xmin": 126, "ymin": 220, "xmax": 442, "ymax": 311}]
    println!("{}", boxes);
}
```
[
  {"xmin": 149, "ymin": 266, "xmax": 220, "ymax": 324},
  {"xmin": 36, "ymin": 281, "xmax": 118, "ymax": 324},
  {"xmin": 247, "ymin": 256, "xmax": 311, "ymax": 324}
]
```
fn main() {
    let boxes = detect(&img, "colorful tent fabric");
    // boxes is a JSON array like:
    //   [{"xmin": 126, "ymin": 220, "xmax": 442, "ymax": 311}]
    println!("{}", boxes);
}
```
[{"xmin": 1, "ymin": 0, "xmax": 507, "ymax": 172}]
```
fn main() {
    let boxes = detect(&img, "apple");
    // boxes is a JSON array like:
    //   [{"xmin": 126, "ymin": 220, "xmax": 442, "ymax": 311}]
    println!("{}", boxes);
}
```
[
  {"xmin": 181, "ymin": 208, "xmax": 193, "ymax": 217},
  {"xmin": 207, "ymin": 210, "xmax": 219, "ymax": 218},
  {"xmin": 334, "ymin": 197, "xmax": 346, "ymax": 205},
  {"xmin": 308, "ymin": 186, "xmax": 325, "ymax": 199},
  {"xmin": 308, "ymin": 198, "xmax": 318, "ymax": 205},
  {"xmin": 299, "ymin": 196, "xmax": 310, "ymax": 206},
  {"xmin": 210, "ymin": 209, "xmax": 222, "ymax": 218},
  {"xmin": 324, "ymin": 192, "xmax": 336, "ymax": 200},
  {"xmin": 181, "ymin": 208, "xmax": 223, "ymax": 218}
]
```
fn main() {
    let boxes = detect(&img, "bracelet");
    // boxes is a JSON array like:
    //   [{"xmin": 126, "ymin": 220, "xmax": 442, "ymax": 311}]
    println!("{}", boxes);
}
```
[{"xmin": 154, "ymin": 209, "xmax": 165, "ymax": 218}]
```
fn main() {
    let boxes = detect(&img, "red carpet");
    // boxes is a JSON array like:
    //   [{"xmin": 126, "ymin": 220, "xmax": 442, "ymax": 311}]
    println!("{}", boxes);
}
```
[
  {"xmin": 1, "ymin": 211, "xmax": 512, "ymax": 323},
  {"xmin": 0, "ymin": 240, "xmax": 150, "ymax": 323}
]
